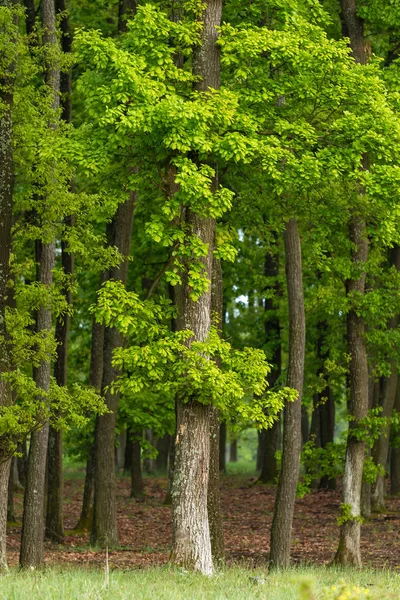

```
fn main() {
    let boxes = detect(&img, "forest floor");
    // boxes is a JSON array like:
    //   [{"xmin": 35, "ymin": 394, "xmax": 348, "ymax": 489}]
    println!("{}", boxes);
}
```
[{"xmin": 6, "ymin": 470, "xmax": 400, "ymax": 571}]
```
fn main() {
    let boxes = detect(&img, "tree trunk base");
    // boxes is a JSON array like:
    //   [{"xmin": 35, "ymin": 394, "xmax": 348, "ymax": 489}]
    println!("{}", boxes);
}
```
[
  {"xmin": 74, "ymin": 505, "xmax": 93, "ymax": 533},
  {"xmin": 371, "ymin": 477, "xmax": 386, "ymax": 513},
  {"xmin": 333, "ymin": 521, "xmax": 362, "ymax": 567}
]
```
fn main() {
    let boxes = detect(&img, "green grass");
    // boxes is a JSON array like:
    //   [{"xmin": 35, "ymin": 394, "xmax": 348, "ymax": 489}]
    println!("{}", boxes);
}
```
[{"xmin": 1, "ymin": 566, "xmax": 399, "ymax": 599}]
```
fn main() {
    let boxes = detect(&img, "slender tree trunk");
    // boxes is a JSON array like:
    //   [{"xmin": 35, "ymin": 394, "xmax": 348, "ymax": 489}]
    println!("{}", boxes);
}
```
[
  {"xmin": 90, "ymin": 0, "xmax": 138, "ymax": 546},
  {"xmin": 334, "ymin": 0, "xmax": 370, "ymax": 567},
  {"xmin": 124, "ymin": 427, "xmax": 133, "ymax": 473},
  {"xmin": 219, "ymin": 422, "xmax": 226, "ymax": 473},
  {"xmin": 23, "ymin": 0, "xmax": 35, "ymax": 37},
  {"xmin": 75, "ymin": 314, "xmax": 104, "ymax": 531},
  {"xmin": 20, "ymin": 243, "xmax": 56, "ymax": 568},
  {"xmin": 171, "ymin": 0, "xmax": 222, "ymax": 576},
  {"xmin": 45, "ymin": 1, "xmax": 73, "ymax": 543},
  {"xmin": 164, "ymin": 431, "xmax": 175, "ymax": 505},
  {"xmin": 17, "ymin": 441, "xmax": 27, "ymax": 489},
  {"xmin": 391, "ymin": 380, "xmax": 400, "ymax": 495},
  {"xmin": 334, "ymin": 217, "xmax": 369, "ymax": 567},
  {"xmin": 301, "ymin": 405, "xmax": 309, "ymax": 445},
  {"xmin": 229, "ymin": 438, "xmax": 238, "ymax": 462},
  {"xmin": 155, "ymin": 434, "xmax": 170, "ymax": 472},
  {"xmin": 91, "ymin": 193, "xmax": 135, "ymax": 547},
  {"xmin": 46, "ymin": 239, "xmax": 73, "ymax": 541},
  {"xmin": 130, "ymin": 438, "xmax": 144, "ymax": 501},
  {"xmin": 0, "ymin": 0, "xmax": 18, "ymax": 571},
  {"xmin": 270, "ymin": 218, "xmax": 305, "ymax": 569},
  {"xmin": 360, "ymin": 373, "xmax": 376, "ymax": 517},
  {"xmin": 259, "ymin": 249, "xmax": 282, "ymax": 484},
  {"xmin": 20, "ymin": 0, "xmax": 59, "ymax": 568},
  {"xmin": 7, "ymin": 460, "xmax": 15, "ymax": 523},
  {"xmin": 319, "ymin": 388, "xmax": 336, "ymax": 490},
  {"xmin": 371, "ymin": 247, "xmax": 400, "ymax": 512},
  {"xmin": 0, "ymin": 460, "xmax": 11, "ymax": 571}
]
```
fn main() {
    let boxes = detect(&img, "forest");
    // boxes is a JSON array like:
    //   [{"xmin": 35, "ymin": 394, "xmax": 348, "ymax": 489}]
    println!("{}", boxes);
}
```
[{"xmin": 2, "ymin": 0, "xmax": 400, "ymax": 597}]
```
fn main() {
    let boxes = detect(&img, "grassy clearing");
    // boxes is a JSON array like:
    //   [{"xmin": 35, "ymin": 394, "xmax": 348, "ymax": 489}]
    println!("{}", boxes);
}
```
[{"xmin": 1, "ymin": 565, "xmax": 399, "ymax": 600}]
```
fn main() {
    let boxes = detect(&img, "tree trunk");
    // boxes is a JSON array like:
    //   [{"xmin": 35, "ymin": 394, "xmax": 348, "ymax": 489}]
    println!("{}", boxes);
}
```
[
  {"xmin": 259, "ymin": 249, "xmax": 282, "ymax": 484},
  {"xmin": 229, "ymin": 438, "xmax": 238, "ymax": 462},
  {"xmin": 91, "ymin": 193, "xmax": 135, "ymax": 548},
  {"xmin": 0, "ymin": 0, "xmax": 18, "ymax": 571},
  {"xmin": 45, "ymin": 1, "xmax": 73, "ymax": 543},
  {"xmin": 334, "ymin": 217, "xmax": 369, "ymax": 567},
  {"xmin": 7, "ymin": 459, "xmax": 15, "ymax": 523},
  {"xmin": 130, "ymin": 438, "xmax": 144, "ymax": 501},
  {"xmin": 319, "ymin": 388, "xmax": 336, "ymax": 490},
  {"xmin": 360, "ymin": 375, "xmax": 376, "ymax": 518},
  {"xmin": 0, "ymin": 460, "xmax": 11, "ymax": 571},
  {"xmin": 155, "ymin": 434, "xmax": 170, "ymax": 473},
  {"xmin": 333, "ymin": 0, "xmax": 370, "ymax": 567},
  {"xmin": 170, "ymin": 0, "xmax": 222, "ymax": 576},
  {"xmin": 20, "ymin": 0, "xmax": 59, "ymax": 568},
  {"xmin": 391, "ymin": 380, "xmax": 400, "ymax": 495},
  {"xmin": 219, "ymin": 422, "xmax": 226, "ymax": 473},
  {"xmin": 270, "ymin": 218, "xmax": 305, "ymax": 569},
  {"xmin": 20, "ymin": 243, "xmax": 56, "ymax": 568},
  {"xmin": 46, "ymin": 426, "xmax": 63, "ymax": 542},
  {"xmin": 46, "ymin": 240, "xmax": 72, "ymax": 541},
  {"xmin": 75, "ymin": 313, "xmax": 104, "ymax": 531},
  {"xmin": 124, "ymin": 427, "xmax": 133, "ymax": 473},
  {"xmin": 301, "ymin": 405, "xmax": 309, "ymax": 445},
  {"xmin": 371, "ymin": 246, "xmax": 400, "ymax": 512},
  {"xmin": 164, "ymin": 432, "xmax": 175, "ymax": 505},
  {"xmin": 75, "ymin": 444, "xmax": 95, "ymax": 532},
  {"xmin": 17, "ymin": 441, "xmax": 27, "ymax": 489}
]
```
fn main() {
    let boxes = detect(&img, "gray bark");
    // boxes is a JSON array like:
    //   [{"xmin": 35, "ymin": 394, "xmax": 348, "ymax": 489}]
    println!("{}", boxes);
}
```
[
  {"xmin": 371, "ymin": 246, "xmax": 400, "ymax": 512},
  {"xmin": 334, "ymin": 217, "xmax": 369, "ymax": 567},
  {"xmin": 270, "ymin": 218, "xmax": 306, "ymax": 568},
  {"xmin": 91, "ymin": 192, "xmax": 136, "ymax": 547},
  {"xmin": 171, "ymin": 0, "xmax": 222, "ymax": 576},
  {"xmin": 334, "ymin": 0, "xmax": 370, "ymax": 567},
  {"xmin": 20, "ymin": 0, "xmax": 59, "ymax": 568}
]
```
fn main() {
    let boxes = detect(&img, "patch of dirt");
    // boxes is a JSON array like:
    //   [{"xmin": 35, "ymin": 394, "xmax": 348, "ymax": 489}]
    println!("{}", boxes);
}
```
[{"xmin": 7, "ymin": 474, "xmax": 400, "ymax": 569}]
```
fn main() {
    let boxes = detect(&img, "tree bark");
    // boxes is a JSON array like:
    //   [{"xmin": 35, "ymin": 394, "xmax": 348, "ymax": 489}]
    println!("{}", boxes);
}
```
[
  {"xmin": 219, "ymin": 422, "xmax": 226, "ymax": 473},
  {"xmin": 130, "ymin": 438, "xmax": 144, "ymax": 501},
  {"xmin": 75, "ymin": 311, "xmax": 104, "ymax": 531},
  {"xmin": 334, "ymin": 217, "xmax": 369, "ymax": 567},
  {"xmin": 7, "ymin": 459, "xmax": 15, "ymax": 523},
  {"xmin": 391, "ymin": 380, "xmax": 400, "ymax": 495},
  {"xmin": 229, "ymin": 438, "xmax": 238, "ymax": 462},
  {"xmin": 91, "ymin": 193, "xmax": 135, "ymax": 548},
  {"xmin": 170, "ymin": 0, "xmax": 222, "ymax": 576},
  {"xmin": 20, "ymin": 0, "xmax": 59, "ymax": 568},
  {"xmin": 46, "ymin": 239, "xmax": 73, "ymax": 542},
  {"xmin": 20, "ymin": 243, "xmax": 56, "ymax": 568},
  {"xmin": 258, "ymin": 249, "xmax": 281, "ymax": 484},
  {"xmin": 371, "ymin": 246, "xmax": 400, "ymax": 512},
  {"xmin": 334, "ymin": 0, "xmax": 370, "ymax": 567},
  {"xmin": 45, "ymin": 1, "xmax": 73, "ymax": 543},
  {"xmin": 270, "ymin": 218, "xmax": 305, "ymax": 569},
  {"xmin": 155, "ymin": 434, "xmax": 170, "ymax": 473}
]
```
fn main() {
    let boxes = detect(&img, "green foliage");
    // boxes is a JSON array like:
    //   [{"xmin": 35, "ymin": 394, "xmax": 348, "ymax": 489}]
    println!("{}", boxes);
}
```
[
  {"xmin": 337, "ymin": 503, "xmax": 364, "ymax": 526},
  {"xmin": 93, "ymin": 280, "xmax": 295, "ymax": 429}
]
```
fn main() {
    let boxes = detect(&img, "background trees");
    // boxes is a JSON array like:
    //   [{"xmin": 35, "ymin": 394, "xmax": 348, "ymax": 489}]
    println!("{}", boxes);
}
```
[{"xmin": 2, "ymin": 0, "xmax": 400, "ymax": 575}]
